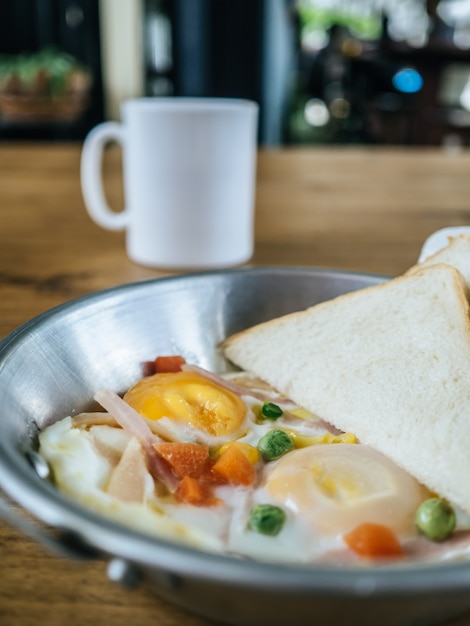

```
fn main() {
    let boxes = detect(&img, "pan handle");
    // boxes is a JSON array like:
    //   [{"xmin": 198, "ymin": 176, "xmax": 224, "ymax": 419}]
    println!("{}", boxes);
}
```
[{"xmin": 0, "ymin": 492, "xmax": 98, "ymax": 561}]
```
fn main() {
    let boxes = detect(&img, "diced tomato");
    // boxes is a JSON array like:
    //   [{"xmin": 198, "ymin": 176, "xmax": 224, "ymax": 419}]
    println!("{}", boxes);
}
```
[
  {"xmin": 154, "ymin": 355, "xmax": 186, "ymax": 373},
  {"xmin": 154, "ymin": 442, "xmax": 209, "ymax": 479},
  {"xmin": 141, "ymin": 361, "xmax": 156, "ymax": 376},
  {"xmin": 212, "ymin": 442, "xmax": 257, "ymax": 486},
  {"xmin": 343, "ymin": 523, "xmax": 405, "ymax": 559}
]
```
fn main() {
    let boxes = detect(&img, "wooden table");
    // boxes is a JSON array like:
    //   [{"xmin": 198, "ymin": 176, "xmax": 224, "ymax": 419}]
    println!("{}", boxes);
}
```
[{"xmin": 1, "ymin": 143, "xmax": 470, "ymax": 626}]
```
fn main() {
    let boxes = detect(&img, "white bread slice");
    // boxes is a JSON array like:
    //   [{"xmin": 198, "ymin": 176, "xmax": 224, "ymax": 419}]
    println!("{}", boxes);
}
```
[
  {"xmin": 223, "ymin": 264, "xmax": 470, "ymax": 515},
  {"xmin": 407, "ymin": 233, "xmax": 470, "ymax": 290}
]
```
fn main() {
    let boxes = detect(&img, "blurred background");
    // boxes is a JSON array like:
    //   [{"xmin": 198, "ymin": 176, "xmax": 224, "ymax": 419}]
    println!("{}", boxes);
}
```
[{"xmin": 0, "ymin": 0, "xmax": 469, "ymax": 147}]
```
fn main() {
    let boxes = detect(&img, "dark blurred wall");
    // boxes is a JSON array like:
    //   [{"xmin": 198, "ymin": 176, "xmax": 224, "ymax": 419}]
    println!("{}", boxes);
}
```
[{"xmin": 144, "ymin": 0, "xmax": 299, "ymax": 145}]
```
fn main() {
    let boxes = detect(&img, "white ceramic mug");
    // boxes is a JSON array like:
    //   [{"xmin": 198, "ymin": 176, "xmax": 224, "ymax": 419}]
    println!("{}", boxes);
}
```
[{"xmin": 80, "ymin": 97, "xmax": 259, "ymax": 269}]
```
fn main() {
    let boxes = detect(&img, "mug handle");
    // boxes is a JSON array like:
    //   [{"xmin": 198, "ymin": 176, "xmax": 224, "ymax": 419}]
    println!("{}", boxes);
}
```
[{"xmin": 80, "ymin": 122, "xmax": 128, "ymax": 230}]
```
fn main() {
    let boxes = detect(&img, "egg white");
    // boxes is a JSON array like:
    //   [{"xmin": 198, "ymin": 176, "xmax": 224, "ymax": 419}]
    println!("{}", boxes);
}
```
[
  {"xmin": 39, "ymin": 380, "xmax": 434, "ymax": 566},
  {"xmin": 39, "ymin": 417, "xmax": 229, "ymax": 552}
]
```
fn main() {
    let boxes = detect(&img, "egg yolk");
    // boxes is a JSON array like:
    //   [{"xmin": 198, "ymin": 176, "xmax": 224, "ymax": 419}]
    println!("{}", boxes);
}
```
[
  {"xmin": 123, "ymin": 371, "xmax": 246, "ymax": 437},
  {"xmin": 265, "ymin": 444, "xmax": 428, "ymax": 536}
]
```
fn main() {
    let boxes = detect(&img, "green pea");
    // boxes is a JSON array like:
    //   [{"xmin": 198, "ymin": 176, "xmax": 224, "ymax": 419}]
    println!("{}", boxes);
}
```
[
  {"xmin": 415, "ymin": 498, "xmax": 456, "ymax": 542},
  {"xmin": 258, "ymin": 429, "xmax": 294, "ymax": 461},
  {"xmin": 261, "ymin": 401, "xmax": 283, "ymax": 420},
  {"xmin": 249, "ymin": 504, "xmax": 286, "ymax": 536}
]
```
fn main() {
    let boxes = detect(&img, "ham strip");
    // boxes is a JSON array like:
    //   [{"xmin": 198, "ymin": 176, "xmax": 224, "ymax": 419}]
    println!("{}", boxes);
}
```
[
  {"xmin": 94, "ymin": 389, "xmax": 179, "ymax": 492},
  {"xmin": 181, "ymin": 364, "xmax": 341, "ymax": 434},
  {"xmin": 181, "ymin": 364, "xmax": 275, "ymax": 401}
]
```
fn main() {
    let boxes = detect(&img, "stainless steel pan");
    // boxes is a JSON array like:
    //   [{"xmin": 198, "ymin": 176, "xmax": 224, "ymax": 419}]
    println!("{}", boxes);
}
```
[{"xmin": 1, "ymin": 267, "xmax": 470, "ymax": 626}]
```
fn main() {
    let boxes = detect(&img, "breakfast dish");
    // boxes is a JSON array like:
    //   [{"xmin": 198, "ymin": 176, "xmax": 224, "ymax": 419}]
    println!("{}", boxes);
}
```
[
  {"xmin": 39, "ymin": 358, "xmax": 462, "ymax": 565},
  {"xmin": 38, "ymin": 235, "xmax": 470, "ymax": 566}
]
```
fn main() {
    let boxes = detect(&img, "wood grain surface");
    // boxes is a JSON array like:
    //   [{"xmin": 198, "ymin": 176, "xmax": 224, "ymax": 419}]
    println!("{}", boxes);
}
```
[{"xmin": 1, "ymin": 143, "xmax": 470, "ymax": 626}]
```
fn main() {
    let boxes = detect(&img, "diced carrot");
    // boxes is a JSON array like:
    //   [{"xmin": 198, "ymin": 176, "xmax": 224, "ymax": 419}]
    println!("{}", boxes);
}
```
[
  {"xmin": 217, "ymin": 441, "xmax": 260, "ymax": 465},
  {"xmin": 212, "ymin": 442, "xmax": 257, "ymax": 486},
  {"xmin": 343, "ymin": 523, "xmax": 405, "ymax": 559},
  {"xmin": 176, "ymin": 476, "xmax": 220, "ymax": 506},
  {"xmin": 199, "ymin": 458, "xmax": 228, "ymax": 485},
  {"xmin": 154, "ymin": 355, "xmax": 186, "ymax": 373},
  {"xmin": 154, "ymin": 442, "xmax": 209, "ymax": 479},
  {"xmin": 176, "ymin": 475, "xmax": 206, "ymax": 505}
]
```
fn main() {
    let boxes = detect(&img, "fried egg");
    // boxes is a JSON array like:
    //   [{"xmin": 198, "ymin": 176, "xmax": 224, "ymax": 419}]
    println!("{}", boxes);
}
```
[
  {"xmin": 224, "ymin": 444, "xmax": 428, "ymax": 563},
  {"xmin": 38, "ymin": 367, "xmax": 438, "ymax": 564},
  {"xmin": 264, "ymin": 444, "xmax": 427, "ymax": 536},
  {"xmin": 123, "ymin": 371, "xmax": 247, "ymax": 439}
]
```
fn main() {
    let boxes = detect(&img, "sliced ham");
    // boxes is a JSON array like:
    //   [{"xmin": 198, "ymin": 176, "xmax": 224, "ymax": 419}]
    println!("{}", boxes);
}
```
[
  {"xmin": 181, "ymin": 364, "xmax": 275, "ymax": 401},
  {"xmin": 106, "ymin": 437, "xmax": 151, "ymax": 503},
  {"xmin": 89, "ymin": 424, "xmax": 131, "ymax": 465},
  {"xmin": 404, "ymin": 529, "xmax": 470, "ymax": 562},
  {"xmin": 94, "ymin": 388, "xmax": 179, "ymax": 492},
  {"xmin": 72, "ymin": 411, "xmax": 118, "ymax": 428}
]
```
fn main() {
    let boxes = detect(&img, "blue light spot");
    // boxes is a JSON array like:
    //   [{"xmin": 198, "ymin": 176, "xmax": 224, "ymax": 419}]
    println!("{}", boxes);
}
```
[{"xmin": 392, "ymin": 68, "xmax": 423, "ymax": 93}]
